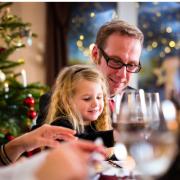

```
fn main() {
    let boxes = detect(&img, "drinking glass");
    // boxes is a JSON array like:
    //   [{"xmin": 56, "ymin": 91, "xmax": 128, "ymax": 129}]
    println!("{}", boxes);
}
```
[{"xmin": 113, "ymin": 90, "xmax": 177, "ymax": 179}]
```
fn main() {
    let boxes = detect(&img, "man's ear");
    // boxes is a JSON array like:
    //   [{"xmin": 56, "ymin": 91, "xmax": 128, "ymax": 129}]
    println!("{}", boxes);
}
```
[{"xmin": 91, "ymin": 44, "xmax": 100, "ymax": 64}]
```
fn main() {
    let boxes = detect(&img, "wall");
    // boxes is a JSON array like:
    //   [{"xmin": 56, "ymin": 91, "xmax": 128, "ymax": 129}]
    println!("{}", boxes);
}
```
[
  {"xmin": 117, "ymin": 2, "xmax": 139, "ymax": 89},
  {"xmin": 11, "ymin": 2, "xmax": 46, "ymax": 84}
]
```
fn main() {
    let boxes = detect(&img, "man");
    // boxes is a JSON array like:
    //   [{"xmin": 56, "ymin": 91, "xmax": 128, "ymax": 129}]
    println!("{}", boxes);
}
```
[
  {"xmin": 91, "ymin": 20, "xmax": 143, "ymax": 97},
  {"xmin": 34, "ymin": 19, "xmax": 143, "ymax": 127}
]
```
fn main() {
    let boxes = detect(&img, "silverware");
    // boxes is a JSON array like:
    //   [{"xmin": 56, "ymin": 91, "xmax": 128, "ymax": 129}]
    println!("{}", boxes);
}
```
[{"xmin": 107, "ymin": 160, "xmax": 122, "ymax": 168}]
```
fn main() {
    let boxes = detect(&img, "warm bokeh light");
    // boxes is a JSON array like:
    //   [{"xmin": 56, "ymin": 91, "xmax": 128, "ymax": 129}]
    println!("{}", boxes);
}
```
[
  {"xmin": 152, "ymin": 41, "xmax": 158, "ymax": 48},
  {"xmin": 169, "ymin": 41, "xmax": 176, "ymax": 48},
  {"xmin": 166, "ymin": 26, "xmax": 172, "ymax": 33},
  {"xmin": 164, "ymin": 46, "xmax": 171, "ymax": 53},
  {"xmin": 79, "ymin": 35, "xmax": 84, "ymax": 40},
  {"xmin": 90, "ymin": 12, "xmax": 95, "ymax": 17},
  {"xmin": 76, "ymin": 40, "xmax": 83, "ymax": 48}
]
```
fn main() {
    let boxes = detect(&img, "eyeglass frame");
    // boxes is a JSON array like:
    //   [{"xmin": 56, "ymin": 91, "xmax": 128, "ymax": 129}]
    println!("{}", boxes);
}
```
[{"xmin": 99, "ymin": 47, "xmax": 141, "ymax": 73}]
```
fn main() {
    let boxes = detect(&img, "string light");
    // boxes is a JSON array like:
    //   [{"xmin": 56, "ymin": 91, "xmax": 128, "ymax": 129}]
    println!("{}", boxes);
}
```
[
  {"xmin": 164, "ymin": 46, "xmax": 171, "ymax": 53},
  {"xmin": 169, "ymin": 41, "xmax": 176, "ymax": 48},
  {"xmin": 90, "ymin": 12, "xmax": 95, "ymax": 18},
  {"xmin": 152, "ymin": 41, "xmax": 158, "ymax": 48},
  {"xmin": 4, "ymin": 82, "xmax": 9, "ymax": 93},
  {"xmin": 166, "ymin": 27, "xmax": 172, "ymax": 33},
  {"xmin": 156, "ymin": 12, "xmax": 161, "ymax": 17},
  {"xmin": 76, "ymin": 40, "xmax": 83, "ymax": 48},
  {"xmin": 18, "ymin": 58, "xmax": 25, "ymax": 63},
  {"xmin": 79, "ymin": 35, "xmax": 84, "ymax": 40}
]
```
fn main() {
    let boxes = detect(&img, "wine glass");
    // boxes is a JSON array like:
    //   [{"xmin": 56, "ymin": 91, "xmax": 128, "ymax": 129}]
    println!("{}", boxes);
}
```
[{"xmin": 113, "ymin": 90, "xmax": 178, "ymax": 179}]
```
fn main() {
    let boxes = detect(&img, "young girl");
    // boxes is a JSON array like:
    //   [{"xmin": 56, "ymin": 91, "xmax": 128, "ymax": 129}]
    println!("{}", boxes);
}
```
[{"xmin": 45, "ymin": 64, "xmax": 114, "ymax": 158}]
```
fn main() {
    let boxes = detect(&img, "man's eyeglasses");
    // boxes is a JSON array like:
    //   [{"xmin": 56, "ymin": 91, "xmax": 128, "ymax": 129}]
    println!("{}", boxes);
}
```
[{"xmin": 99, "ymin": 48, "xmax": 141, "ymax": 73}]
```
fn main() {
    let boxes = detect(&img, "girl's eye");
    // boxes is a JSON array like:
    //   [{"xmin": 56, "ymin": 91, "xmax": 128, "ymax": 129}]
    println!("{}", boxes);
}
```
[
  {"xmin": 97, "ymin": 96, "xmax": 103, "ymax": 100},
  {"xmin": 83, "ymin": 97, "xmax": 91, "ymax": 101}
]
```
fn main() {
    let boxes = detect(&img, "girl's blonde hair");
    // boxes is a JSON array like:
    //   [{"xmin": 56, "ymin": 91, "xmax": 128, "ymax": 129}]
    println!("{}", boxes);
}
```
[{"xmin": 45, "ymin": 64, "xmax": 111, "ymax": 133}]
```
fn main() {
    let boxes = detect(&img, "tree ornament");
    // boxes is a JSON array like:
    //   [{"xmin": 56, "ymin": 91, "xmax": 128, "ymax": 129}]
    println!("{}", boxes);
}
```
[
  {"xmin": 5, "ymin": 134, "xmax": 15, "ymax": 141},
  {"xmin": 24, "ymin": 96, "xmax": 35, "ymax": 107},
  {"xmin": 27, "ymin": 109, "xmax": 37, "ymax": 119},
  {"xmin": 0, "ymin": 47, "xmax": 6, "ymax": 53}
]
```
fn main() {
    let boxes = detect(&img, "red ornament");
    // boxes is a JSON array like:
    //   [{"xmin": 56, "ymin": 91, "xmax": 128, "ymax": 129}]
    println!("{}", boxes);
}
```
[
  {"xmin": 24, "ymin": 96, "xmax": 35, "ymax": 107},
  {"xmin": 6, "ymin": 134, "xmax": 15, "ymax": 141},
  {"xmin": 0, "ymin": 47, "xmax": 6, "ymax": 53},
  {"xmin": 27, "ymin": 109, "xmax": 37, "ymax": 119}
]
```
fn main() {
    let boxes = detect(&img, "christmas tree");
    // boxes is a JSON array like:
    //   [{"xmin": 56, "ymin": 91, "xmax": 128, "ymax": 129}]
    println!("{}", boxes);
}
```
[{"xmin": 0, "ymin": 2, "xmax": 48, "ymax": 144}]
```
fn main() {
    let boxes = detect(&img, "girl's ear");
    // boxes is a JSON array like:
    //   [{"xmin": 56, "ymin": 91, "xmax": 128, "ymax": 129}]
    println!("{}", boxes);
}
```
[{"xmin": 91, "ymin": 44, "xmax": 100, "ymax": 64}]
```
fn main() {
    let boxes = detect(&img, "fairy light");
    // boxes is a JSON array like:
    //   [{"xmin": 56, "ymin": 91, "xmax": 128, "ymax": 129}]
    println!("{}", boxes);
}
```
[
  {"xmin": 90, "ymin": 12, "xmax": 95, "ymax": 18},
  {"xmin": 169, "ymin": 41, "xmax": 176, "ymax": 48},
  {"xmin": 4, "ymin": 82, "xmax": 9, "ymax": 93},
  {"xmin": 18, "ymin": 58, "xmax": 25, "ymax": 63},
  {"xmin": 79, "ymin": 35, "xmax": 84, "ymax": 40},
  {"xmin": 166, "ymin": 27, "xmax": 172, "ymax": 33},
  {"xmin": 164, "ymin": 46, "xmax": 171, "ymax": 53},
  {"xmin": 0, "ymin": 70, "xmax": 6, "ymax": 82},
  {"xmin": 4, "ymin": 82, "xmax": 9, "ymax": 99},
  {"xmin": 21, "ymin": 69, "xmax": 27, "ymax": 87},
  {"xmin": 16, "ymin": 40, "xmax": 23, "ymax": 47},
  {"xmin": 156, "ymin": 12, "xmax": 161, "ymax": 17},
  {"xmin": 76, "ymin": 40, "xmax": 83, "ymax": 48},
  {"xmin": 152, "ymin": 41, "xmax": 158, "ymax": 48}
]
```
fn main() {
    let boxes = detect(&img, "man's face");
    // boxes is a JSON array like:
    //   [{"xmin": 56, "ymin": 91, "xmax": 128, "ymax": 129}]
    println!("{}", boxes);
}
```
[{"xmin": 93, "ymin": 33, "xmax": 142, "ymax": 96}]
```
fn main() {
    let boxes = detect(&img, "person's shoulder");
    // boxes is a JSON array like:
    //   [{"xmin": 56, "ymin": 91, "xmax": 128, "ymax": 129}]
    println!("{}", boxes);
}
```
[{"xmin": 40, "ymin": 92, "xmax": 51, "ymax": 101}]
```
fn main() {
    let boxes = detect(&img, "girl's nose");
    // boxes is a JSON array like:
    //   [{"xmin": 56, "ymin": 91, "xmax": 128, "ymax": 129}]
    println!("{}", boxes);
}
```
[{"xmin": 91, "ymin": 99, "xmax": 98, "ymax": 107}]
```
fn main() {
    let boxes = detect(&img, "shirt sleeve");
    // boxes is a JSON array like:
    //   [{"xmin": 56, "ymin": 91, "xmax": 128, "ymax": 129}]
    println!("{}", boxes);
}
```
[{"xmin": 0, "ymin": 151, "xmax": 48, "ymax": 180}]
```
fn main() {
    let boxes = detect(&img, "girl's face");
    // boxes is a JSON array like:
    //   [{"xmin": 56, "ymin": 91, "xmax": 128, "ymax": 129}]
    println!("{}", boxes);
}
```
[{"xmin": 72, "ymin": 79, "xmax": 104, "ymax": 125}]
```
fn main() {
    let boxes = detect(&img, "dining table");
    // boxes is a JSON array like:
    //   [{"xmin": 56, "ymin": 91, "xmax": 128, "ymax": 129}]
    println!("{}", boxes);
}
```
[{"xmin": 91, "ymin": 159, "xmax": 143, "ymax": 180}]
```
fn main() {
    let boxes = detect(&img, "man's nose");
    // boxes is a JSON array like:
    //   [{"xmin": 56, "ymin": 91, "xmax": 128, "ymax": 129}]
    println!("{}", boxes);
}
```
[{"xmin": 116, "ymin": 66, "xmax": 127, "ymax": 78}]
